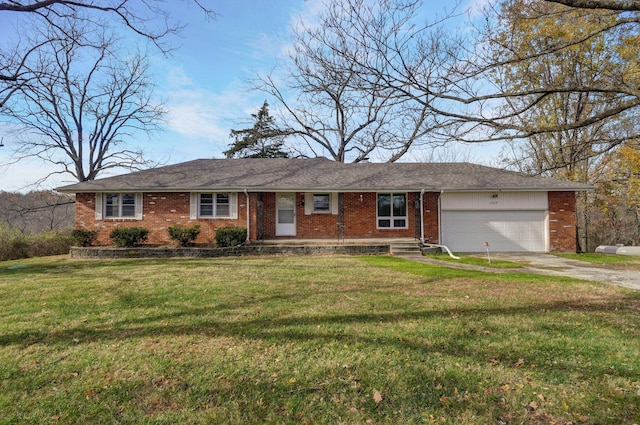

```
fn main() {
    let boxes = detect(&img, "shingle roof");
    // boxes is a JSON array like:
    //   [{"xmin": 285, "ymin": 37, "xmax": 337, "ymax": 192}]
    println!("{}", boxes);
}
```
[{"xmin": 56, "ymin": 158, "xmax": 594, "ymax": 193}]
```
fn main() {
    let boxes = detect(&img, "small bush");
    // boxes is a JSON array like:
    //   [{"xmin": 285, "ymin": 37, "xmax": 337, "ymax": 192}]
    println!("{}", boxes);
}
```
[
  {"xmin": 71, "ymin": 229, "xmax": 98, "ymax": 247},
  {"xmin": 215, "ymin": 227, "xmax": 247, "ymax": 248},
  {"xmin": 109, "ymin": 227, "xmax": 149, "ymax": 247},
  {"xmin": 168, "ymin": 224, "xmax": 201, "ymax": 247}
]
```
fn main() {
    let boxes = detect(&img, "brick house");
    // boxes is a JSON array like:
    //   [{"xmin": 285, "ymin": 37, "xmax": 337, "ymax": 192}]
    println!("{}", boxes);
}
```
[{"xmin": 56, "ymin": 158, "xmax": 593, "ymax": 252}]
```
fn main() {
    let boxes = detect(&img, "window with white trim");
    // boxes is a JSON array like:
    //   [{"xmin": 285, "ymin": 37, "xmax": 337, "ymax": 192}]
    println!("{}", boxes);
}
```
[
  {"xmin": 304, "ymin": 192, "xmax": 338, "ymax": 215},
  {"xmin": 377, "ymin": 193, "xmax": 407, "ymax": 228},
  {"xmin": 104, "ymin": 193, "xmax": 138, "ymax": 218},
  {"xmin": 195, "ymin": 193, "xmax": 236, "ymax": 218}
]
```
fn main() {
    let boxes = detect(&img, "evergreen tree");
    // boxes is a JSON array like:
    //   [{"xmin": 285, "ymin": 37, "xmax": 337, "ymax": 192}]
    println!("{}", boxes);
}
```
[{"xmin": 225, "ymin": 101, "xmax": 292, "ymax": 159}]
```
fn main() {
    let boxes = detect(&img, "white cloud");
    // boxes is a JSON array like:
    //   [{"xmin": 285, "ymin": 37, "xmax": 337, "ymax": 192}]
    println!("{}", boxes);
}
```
[{"xmin": 465, "ymin": 0, "xmax": 493, "ymax": 17}]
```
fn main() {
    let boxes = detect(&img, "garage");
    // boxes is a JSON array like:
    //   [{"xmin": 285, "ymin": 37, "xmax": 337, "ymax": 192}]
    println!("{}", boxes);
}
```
[{"xmin": 440, "ymin": 192, "xmax": 549, "ymax": 253}]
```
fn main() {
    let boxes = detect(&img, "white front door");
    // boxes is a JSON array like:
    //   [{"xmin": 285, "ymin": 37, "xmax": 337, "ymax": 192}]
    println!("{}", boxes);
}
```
[{"xmin": 276, "ymin": 193, "xmax": 296, "ymax": 236}]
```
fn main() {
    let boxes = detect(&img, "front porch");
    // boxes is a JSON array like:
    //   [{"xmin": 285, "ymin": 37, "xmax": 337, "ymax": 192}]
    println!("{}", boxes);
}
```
[
  {"xmin": 69, "ymin": 238, "xmax": 426, "ymax": 259},
  {"xmin": 252, "ymin": 237, "xmax": 420, "ymax": 246}
]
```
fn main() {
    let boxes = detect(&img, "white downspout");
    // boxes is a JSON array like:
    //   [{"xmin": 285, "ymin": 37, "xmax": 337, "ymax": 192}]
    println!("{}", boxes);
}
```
[
  {"xmin": 421, "ymin": 189, "xmax": 460, "ymax": 259},
  {"xmin": 438, "ymin": 190, "xmax": 442, "ymax": 243},
  {"xmin": 420, "ymin": 189, "xmax": 425, "ymax": 243},
  {"xmin": 244, "ymin": 189, "xmax": 250, "ymax": 243}
]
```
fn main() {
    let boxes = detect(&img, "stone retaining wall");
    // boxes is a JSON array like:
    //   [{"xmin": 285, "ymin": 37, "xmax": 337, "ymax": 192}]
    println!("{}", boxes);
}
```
[{"xmin": 69, "ymin": 244, "xmax": 390, "ymax": 259}]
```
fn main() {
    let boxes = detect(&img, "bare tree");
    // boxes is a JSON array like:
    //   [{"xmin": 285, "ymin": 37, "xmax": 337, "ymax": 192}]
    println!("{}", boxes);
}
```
[
  {"xmin": 544, "ymin": 0, "xmax": 640, "ymax": 11},
  {"xmin": 495, "ymin": 0, "xmax": 637, "ymax": 176},
  {"xmin": 0, "ymin": 190, "xmax": 74, "ymax": 233},
  {"xmin": 3, "ymin": 21, "xmax": 164, "ymax": 182},
  {"xmin": 0, "ymin": 0, "xmax": 216, "ymax": 109},
  {"xmin": 442, "ymin": 0, "xmax": 640, "ymax": 143},
  {"xmin": 254, "ymin": 0, "xmax": 460, "ymax": 163}
]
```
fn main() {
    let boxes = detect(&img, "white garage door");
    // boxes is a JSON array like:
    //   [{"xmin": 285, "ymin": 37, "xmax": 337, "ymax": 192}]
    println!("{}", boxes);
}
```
[{"xmin": 441, "ymin": 210, "xmax": 547, "ymax": 252}]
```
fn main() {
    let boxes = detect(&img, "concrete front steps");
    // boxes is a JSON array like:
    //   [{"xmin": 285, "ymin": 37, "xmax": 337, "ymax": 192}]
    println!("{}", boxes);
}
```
[{"xmin": 390, "ymin": 242, "xmax": 422, "ymax": 256}]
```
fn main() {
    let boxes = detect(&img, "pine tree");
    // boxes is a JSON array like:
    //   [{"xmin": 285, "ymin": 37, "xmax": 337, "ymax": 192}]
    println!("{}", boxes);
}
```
[{"xmin": 225, "ymin": 101, "xmax": 292, "ymax": 159}]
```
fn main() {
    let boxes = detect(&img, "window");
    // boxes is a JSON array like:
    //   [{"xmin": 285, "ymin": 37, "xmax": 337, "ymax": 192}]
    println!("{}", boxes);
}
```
[
  {"xmin": 104, "ymin": 193, "xmax": 138, "ymax": 218},
  {"xmin": 377, "ymin": 193, "xmax": 407, "ymax": 228},
  {"xmin": 313, "ymin": 194, "xmax": 331, "ymax": 212},
  {"xmin": 304, "ymin": 193, "xmax": 337, "ymax": 215},
  {"xmin": 194, "ymin": 193, "xmax": 236, "ymax": 218}
]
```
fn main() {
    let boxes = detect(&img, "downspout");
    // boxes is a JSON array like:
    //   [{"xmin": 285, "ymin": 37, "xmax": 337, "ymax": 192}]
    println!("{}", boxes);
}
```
[
  {"xmin": 244, "ymin": 189, "xmax": 250, "ymax": 243},
  {"xmin": 420, "ymin": 189, "xmax": 460, "ymax": 259},
  {"xmin": 420, "ymin": 189, "xmax": 425, "ymax": 243},
  {"xmin": 438, "ymin": 190, "xmax": 442, "ymax": 244}
]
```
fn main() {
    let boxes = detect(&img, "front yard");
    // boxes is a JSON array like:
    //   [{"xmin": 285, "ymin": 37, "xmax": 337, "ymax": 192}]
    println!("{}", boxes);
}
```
[{"xmin": 1, "ymin": 255, "xmax": 639, "ymax": 424}]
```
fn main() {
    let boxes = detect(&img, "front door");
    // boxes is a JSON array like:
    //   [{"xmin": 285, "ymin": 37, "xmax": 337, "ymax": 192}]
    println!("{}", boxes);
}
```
[{"xmin": 276, "ymin": 193, "xmax": 296, "ymax": 236}]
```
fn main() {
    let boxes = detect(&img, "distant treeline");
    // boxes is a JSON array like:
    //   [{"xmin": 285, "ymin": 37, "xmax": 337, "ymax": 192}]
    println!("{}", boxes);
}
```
[{"xmin": 0, "ymin": 191, "xmax": 75, "ymax": 261}]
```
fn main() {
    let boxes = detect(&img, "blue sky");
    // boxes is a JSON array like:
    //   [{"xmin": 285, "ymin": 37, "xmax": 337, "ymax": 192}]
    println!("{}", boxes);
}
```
[{"xmin": 0, "ymin": 0, "xmax": 494, "ymax": 192}]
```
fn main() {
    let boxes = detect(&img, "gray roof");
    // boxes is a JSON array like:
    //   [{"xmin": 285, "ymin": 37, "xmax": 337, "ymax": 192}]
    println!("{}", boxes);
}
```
[{"xmin": 56, "ymin": 158, "xmax": 594, "ymax": 193}]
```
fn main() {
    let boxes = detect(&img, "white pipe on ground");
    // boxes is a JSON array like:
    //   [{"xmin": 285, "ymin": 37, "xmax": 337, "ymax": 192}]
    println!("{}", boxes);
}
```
[{"xmin": 421, "ymin": 243, "xmax": 461, "ymax": 260}]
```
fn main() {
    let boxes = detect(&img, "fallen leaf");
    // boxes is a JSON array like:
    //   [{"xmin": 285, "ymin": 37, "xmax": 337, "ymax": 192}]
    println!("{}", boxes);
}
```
[
  {"xmin": 514, "ymin": 358, "xmax": 525, "ymax": 367},
  {"xmin": 373, "ymin": 389, "xmax": 383, "ymax": 404}
]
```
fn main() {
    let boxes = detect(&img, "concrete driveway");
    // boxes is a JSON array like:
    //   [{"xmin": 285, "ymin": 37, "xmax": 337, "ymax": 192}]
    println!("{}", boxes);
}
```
[
  {"xmin": 404, "ymin": 253, "xmax": 640, "ymax": 291},
  {"xmin": 495, "ymin": 253, "xmax": 640, "ymax": 290}
]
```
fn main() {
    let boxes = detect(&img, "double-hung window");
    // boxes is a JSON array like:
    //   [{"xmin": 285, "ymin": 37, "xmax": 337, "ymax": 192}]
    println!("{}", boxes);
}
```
[
  {"xmin": 304, "ymin": 192, "xmax": 338, "ymax": 215},
  {"xmin": 377, "ymin": 193, "xmax": 407, "ymax": 228},
  {"xmin": 312, "ymin": 194, "xmax": 331, "ymax": 213},
  {"xmin": 192, "ymin": 193, "xmax": 237, "ymax": 219},
  {"xmin": 103, "ymin": 193, "xmax": 139, "ymax": 219}
]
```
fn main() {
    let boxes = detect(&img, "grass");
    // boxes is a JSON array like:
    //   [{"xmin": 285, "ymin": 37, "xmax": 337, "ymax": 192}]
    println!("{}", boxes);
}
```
[
  {"xmin": 424, "ymin": 252, "xmax": 523, "ymax": 269},
  {"xmin": 557, "ymin": 253, "xmax": 640, "ymax": 269},
  {"xmin": 1, "ymin": 255, "xmax": 639, "ymax": 424}
]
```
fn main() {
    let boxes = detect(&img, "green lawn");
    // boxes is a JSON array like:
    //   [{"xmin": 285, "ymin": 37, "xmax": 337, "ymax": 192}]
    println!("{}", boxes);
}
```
[
  {"xmin": 424, "ymin": 253, "xmax": 523, "ymax": 269},
  {"xmin": 557, "ymin": 253, "xmax": 640, "ymax": 269},
  {"xmin": 1, "ymin": 255, "xmax": 639, "ymax": 424}
]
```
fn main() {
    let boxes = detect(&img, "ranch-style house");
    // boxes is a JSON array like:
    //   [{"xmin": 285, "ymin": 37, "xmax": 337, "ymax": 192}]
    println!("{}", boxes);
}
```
[{"xmin": 56, "ymin": 157, "xmax": 593, "ymax": 252}]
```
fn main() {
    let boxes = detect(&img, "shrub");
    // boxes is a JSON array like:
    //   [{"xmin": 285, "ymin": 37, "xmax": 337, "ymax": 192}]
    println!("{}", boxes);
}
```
[
  {"xmin": 109, "ymin": 227, "xmax": 149, "ymax": 247},
  {"xmin": 215, "ymin": 227, "xmax": 247, "ymax": 248},
  {"xmin": 27, "ymin": 230, "xmax": 75, "ymax": 257},
  {"xmin": 0, "ymin": 224, "xmax": 75, "ymax": 261},
  {"xmin": 168, "ymin": 224, "xmax": 201, "ymax": 247},
  {"xmin": 71, "ymin": 229, "xmax": 98, "ymax": 247}
]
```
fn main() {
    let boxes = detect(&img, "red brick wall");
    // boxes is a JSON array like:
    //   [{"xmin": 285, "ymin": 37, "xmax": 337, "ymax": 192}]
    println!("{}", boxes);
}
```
[
  {"xmin": 297, "ymin": 193, "xmax": 340, "ymax": 238},
  {"xmin": 342, "ymin": 192, "xmax": 419, "ymax": 239},
  {"xmin": 75, "ymin": 192, "xmax": 248, "ymax": 245},
  {"xmin": 76, "ymin": 190, "xmax": 444, "ymax": 245},
  {"xmin": 422, "ymin": 192, "xmax": 440, "ymax": 244},
  {"xmin": 548, "ymin": 191, "xmax": 577, "ymax": 253},
  {"xmin": 260, "ymin": 192, "xmax": 276, "ymax": 239}
]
